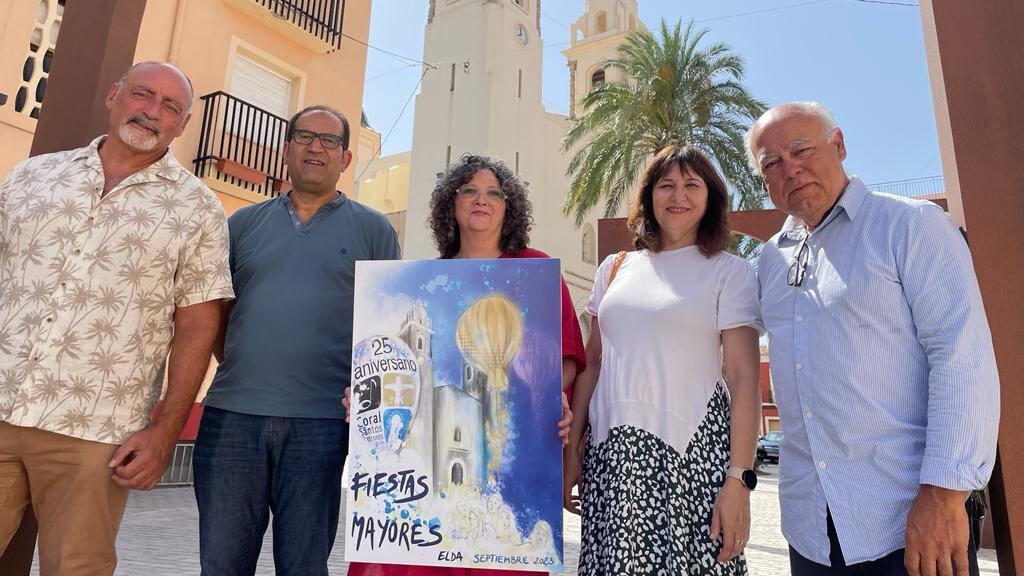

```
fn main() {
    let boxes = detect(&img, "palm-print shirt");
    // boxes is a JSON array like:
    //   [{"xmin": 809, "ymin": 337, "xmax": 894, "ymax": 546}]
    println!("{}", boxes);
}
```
[{"xmin": 0, "ymin": 136, "xmax": 233, "ymax": 444}]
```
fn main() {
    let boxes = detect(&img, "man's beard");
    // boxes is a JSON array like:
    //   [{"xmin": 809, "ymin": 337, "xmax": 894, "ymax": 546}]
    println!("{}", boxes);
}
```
[{"xmin": 118, "ymin": 116, "xmax": 161, "ymax": 151}]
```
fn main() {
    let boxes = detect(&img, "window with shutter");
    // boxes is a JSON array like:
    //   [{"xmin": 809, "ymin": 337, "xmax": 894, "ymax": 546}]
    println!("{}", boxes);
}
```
[
  {"xmin": 230, "ymin": 55, "xmax": 293, "ymax": 118},
  {"xmin": 224, "ymin": 54, "xmax": 295, "ymax": 154}
]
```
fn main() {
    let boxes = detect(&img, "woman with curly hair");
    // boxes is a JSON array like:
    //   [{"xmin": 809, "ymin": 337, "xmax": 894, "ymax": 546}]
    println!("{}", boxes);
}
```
[
  {"xmin": 564, "ymin": 145, "xmax": 762, "ymax": 575},
  {"xmin": 347, "ymin": 154, "xmax": 585, "ymax": 576},
  {"xmin": 425, "ymin": 154, "xmax": 584, "ymax": 403}
]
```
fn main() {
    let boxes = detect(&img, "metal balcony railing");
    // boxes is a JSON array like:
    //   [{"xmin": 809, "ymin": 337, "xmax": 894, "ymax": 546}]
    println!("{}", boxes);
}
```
[
  {"xmin": 193, "ymin": 91, "xmax": 290, "ymax": 198},
  {"xmin": 256, "ymin": 0, "xmax": 347, "ymax": 50},
  {"xmin": 158, "ymin": 442, "xmax": 196, "ymax": 487},
  {"xmin": 868, "ymin": 175, "xmax": 945, "ymax": 199},
  {"xmin": 758, "ymin": 175, "xmax": 945, "ymax": 210}
]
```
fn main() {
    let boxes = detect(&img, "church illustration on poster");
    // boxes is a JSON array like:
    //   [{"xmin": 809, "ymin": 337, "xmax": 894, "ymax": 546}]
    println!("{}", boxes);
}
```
[{"xmin": 346, "ymin": 258, "xmax": 564, "ymax": 572}]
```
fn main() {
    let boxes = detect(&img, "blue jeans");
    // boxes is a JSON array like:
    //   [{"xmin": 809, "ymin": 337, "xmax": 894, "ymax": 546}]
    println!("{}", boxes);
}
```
[
  {"xmin": 789, "ymin": 509, "xmax": 980, "ymax": 576},
  {"xmin": 193, "ymin": 407, "xmax": 348, "ymax": 576}
]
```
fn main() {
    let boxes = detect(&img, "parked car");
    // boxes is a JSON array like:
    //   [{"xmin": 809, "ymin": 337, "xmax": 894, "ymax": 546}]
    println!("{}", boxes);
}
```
[{"xmin": 757, "ymin": 430, "xmax": 783, "ymax": 464}]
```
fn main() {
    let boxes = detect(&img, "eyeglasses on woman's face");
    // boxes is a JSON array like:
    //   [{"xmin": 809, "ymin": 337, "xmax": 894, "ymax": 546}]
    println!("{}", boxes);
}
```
[{"xmin": 456, "ymin": 186, "xmax": 507, "ymax": 203}]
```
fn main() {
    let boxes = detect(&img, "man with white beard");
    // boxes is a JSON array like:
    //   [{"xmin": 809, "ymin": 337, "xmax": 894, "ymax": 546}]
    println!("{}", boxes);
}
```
[{"xmin": 0, "ymin": 61, "xmax": 233, "ymax": 575}]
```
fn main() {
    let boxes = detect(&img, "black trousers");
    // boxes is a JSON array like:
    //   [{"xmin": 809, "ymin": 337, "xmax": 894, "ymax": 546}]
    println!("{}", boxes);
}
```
[{"xmin": 789, "ymin": 502, "xmax": 982, "ymax": 576}]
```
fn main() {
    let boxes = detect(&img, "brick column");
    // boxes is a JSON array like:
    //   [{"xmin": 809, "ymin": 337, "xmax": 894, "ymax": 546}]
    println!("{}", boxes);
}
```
[
  {"xmin": 925, "ymin": 0, "xmax": 1024, "ymax": 573},
  {"xmin": 29, "ymin": 0, "xmax": 148, "ymax": 156}
]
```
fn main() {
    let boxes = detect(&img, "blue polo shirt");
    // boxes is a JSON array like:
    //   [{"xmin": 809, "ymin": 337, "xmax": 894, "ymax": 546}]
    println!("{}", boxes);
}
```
[{"xmin": 204, "ymin": 192, "xmax": 400, "ymax": 419}]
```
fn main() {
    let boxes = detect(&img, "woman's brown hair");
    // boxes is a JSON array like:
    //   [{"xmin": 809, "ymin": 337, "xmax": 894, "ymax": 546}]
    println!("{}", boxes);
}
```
[{"xmin": 626, "ymin": 144, "xmax": 732, "ymax": 257}]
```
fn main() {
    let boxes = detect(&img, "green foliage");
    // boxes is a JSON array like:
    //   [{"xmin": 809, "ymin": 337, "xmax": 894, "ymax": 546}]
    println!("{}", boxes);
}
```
[{"xmin": 562, "ymin": 19, "xmax": 769, "ymax": 260}]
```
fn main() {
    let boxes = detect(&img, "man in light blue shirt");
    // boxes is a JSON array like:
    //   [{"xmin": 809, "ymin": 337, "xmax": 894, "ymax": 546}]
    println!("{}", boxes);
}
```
[{"xmin": 749, "ymin": 102, "xmax": 999, "ymax": 576}]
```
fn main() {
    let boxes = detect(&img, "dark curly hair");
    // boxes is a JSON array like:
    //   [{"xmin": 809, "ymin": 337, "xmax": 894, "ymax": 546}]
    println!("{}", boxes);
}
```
[
  {"xmin": 428, "ymin": 154, "xmax": 534, "ymax": 259},
  {"xmin": 627, "ymin": 144, "xmax": 731, "ymax": 257}
]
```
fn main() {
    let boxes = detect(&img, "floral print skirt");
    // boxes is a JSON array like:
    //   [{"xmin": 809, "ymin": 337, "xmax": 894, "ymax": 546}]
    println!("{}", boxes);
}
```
[{"xmin": 579, "ymin": 382, "xmax": 747, "ymax": 576}]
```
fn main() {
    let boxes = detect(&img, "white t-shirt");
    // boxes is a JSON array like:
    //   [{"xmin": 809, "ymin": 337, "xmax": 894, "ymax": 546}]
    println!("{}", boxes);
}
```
[{"xmin": 585, "ymin": 246, "xmax": 763, "ymax": 454}]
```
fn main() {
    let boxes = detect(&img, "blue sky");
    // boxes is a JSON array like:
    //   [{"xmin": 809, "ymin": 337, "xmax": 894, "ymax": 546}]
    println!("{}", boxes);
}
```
[{"xmin": 361, "ymin": 0, "xmax": 939, "ymax": 184}]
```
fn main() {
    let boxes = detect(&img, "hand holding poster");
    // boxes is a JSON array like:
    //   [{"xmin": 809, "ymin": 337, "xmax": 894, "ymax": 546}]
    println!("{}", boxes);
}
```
[{"xmin": 346, "ymin": 258, "xmax": 564, "ymax": 572}]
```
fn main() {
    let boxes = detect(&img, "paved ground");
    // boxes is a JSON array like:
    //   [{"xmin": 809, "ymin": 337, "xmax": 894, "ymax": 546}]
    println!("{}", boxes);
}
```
[{"xmin": 30, "ymin": 464, "xmax": 1000, "ymax": 575}]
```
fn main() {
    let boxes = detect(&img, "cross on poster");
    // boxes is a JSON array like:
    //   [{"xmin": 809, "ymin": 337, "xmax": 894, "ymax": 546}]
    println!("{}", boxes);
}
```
[{"xmin": 345, "ymin": 258, "xmax": 564, "ymax": 572}]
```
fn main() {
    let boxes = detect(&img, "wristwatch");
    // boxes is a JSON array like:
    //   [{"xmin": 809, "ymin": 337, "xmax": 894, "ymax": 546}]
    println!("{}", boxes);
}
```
[{"xmin": 727, "ymin": 466, "xmax": 758, "ymax": 491}]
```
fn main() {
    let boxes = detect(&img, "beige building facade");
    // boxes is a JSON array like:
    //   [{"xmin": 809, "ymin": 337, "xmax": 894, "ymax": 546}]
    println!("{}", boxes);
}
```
[
  {"xmin": 0, "ymin": 0, "xmax": 374, "ymax": 402},
  {"xmin": 0, "ymin": 0, "xmax": 374, "ymax": 219},
  {"xmin": 354, "ymin": 150, "xmax": 410, "ymax": 241}
]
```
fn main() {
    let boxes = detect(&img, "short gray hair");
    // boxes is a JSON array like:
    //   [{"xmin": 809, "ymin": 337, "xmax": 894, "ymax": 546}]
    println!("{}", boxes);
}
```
[
  {"xmin": 745, "ymin": 101, "xmax": 839, "ymax": 175},
  {"xmin": 117, "ymin": 61, "xmax": 195, "ymax": 109}
]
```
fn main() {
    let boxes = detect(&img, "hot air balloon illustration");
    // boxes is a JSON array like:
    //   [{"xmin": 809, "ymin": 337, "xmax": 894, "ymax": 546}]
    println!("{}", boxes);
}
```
[{"xmin": 455, "ymin": 294, "xmax": 523, "ymax": 483}]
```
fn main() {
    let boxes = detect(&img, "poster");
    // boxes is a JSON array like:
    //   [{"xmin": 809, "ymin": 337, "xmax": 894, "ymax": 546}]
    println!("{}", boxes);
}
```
[{"xmin": 345, "ymin": 258, "xmax": 565, "ymax": 572}]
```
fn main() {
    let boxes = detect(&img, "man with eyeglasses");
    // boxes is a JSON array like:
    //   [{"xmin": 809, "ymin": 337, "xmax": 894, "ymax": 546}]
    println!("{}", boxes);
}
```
[
  {"xmin": 749, "ymin": 101, "xmax": 998, "ymax": 576},
  {"xmin": 193, "ymin": 105, "xmax": 400, "ymax": 575}
]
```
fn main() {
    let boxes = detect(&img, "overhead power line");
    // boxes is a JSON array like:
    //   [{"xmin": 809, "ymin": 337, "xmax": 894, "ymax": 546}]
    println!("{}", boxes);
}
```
[
  {"xmin": 342, "ymin": 32, "xmax": 436, "ymax": 69},
  {"xmin": 850, "ymin": 0, "xmax": 919, "ymax": 5},
  {"xmin": 355, "ymin": 68, "xmax": 431, "ymax": 183},
  {"xmin": 366, "ymin": 63, "xmax": 418, "ymax": 82},
  {"xmin": 542, "ymin": 10, "xmax": 571, "ymax": 31},
  {"xmin": 346, "ymin": 0, "xmax": 916, "ymax": 72},
  {"xmin": 695, "ymin": 0, "xmax": 835, "ymax": 24}
]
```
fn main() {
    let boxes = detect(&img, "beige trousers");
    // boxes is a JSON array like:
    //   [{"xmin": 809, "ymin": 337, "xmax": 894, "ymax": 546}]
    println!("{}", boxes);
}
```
[{"xmin": 0, "ymin": 422, "xmax": 129, "ymax": 576}]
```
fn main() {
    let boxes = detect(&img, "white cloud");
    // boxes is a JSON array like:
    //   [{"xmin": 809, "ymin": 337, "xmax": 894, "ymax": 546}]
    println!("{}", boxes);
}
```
[
  {"xmin": 424, "ymin": 273, "xmax": 449, "ymax": 294},
  {"xmin": 353, "ymin": 262, "xmax": 416, "ymax": 345}
]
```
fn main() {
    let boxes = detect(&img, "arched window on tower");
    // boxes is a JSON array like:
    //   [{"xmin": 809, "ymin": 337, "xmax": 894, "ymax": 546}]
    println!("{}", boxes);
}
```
[
  {"xmin": 582, "ymin": 223, "xmax": 596, "ymax": 264},
  {"xmin": 596, "ymin": 11, "xmax": 608, "ymax": 34},
  {"xmin": 417, "ymin": 336, "xmax": 424, "ymax": 351},
  {"xmin": 591, "ymin": 69, "xmax": 605, "ymax": 91},
  {"xmin": 454, "ymin": 427, "xmax": 462, "ymax": 443},
  {"xmin": 451, "ymin": 462, "xmax": 464, "ymax": 485},
  {"xmin": 465, "ymin": 365, "xmax": 473, "ymax": 382}
]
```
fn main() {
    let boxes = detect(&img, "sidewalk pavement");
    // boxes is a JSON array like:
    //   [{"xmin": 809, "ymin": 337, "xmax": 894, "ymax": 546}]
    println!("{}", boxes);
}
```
[{"xmin": 30, "ymin": 465, "xmax": 1000, "ymax": 575}]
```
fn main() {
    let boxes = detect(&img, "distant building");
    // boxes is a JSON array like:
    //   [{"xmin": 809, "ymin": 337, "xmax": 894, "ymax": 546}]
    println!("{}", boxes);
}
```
[{"xmin": 760, "ymin": 345, "xmax": 780, "ymax": 434}]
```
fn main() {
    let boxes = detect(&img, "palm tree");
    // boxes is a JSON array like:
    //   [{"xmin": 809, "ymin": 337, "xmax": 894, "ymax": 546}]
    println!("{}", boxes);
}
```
[{"xmin": 562, "ymin": 19, "xmax": 767, "ymax": 228}]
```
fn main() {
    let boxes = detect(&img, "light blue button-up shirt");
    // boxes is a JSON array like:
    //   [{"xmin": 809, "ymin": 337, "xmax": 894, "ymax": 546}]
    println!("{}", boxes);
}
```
[{"xmin": 757, "ymin": 176, "xmax": 1000, "ymax": 565}]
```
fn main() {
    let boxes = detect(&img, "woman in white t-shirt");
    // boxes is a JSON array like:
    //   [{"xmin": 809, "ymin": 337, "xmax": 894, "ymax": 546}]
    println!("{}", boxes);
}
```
[{"xmin": 563, "ymin": 145, "xmax": 763, "ymax": 575}]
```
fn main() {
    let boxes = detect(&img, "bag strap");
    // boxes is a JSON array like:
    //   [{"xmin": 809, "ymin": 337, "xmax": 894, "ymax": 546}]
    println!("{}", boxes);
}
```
[{"xmin": 608, "ymin": 251, "xmax": 628, "ymax": 285}]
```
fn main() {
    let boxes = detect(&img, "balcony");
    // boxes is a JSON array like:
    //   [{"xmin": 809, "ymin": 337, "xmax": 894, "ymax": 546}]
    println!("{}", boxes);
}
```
[
  {"xmin": 722, "ymin": 175, "xmax": 948, "ymax": 243},
  {"xmin": 225, "ymin": 0, "xmax": 347, "ymax": 52},
  {"xmin": 760, "ymin": 175, "xmax": 946, "ymax": 209},
  {"xmin": 193, "ymin": 91, "xmax": 290, "ymax": 199},
  {"xmin": 157, "ymin": 442, "xmax": 196, "ymax": 486},
  {"xmin": 868, "ymin": 175, "xmax": 945, "ymax": 200}
]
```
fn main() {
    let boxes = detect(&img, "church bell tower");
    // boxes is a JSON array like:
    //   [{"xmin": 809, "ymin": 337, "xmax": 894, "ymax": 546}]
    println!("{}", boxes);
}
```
[{"xmin": 404, "ymin": 0, "xmax": 548, "ymax": 259}]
